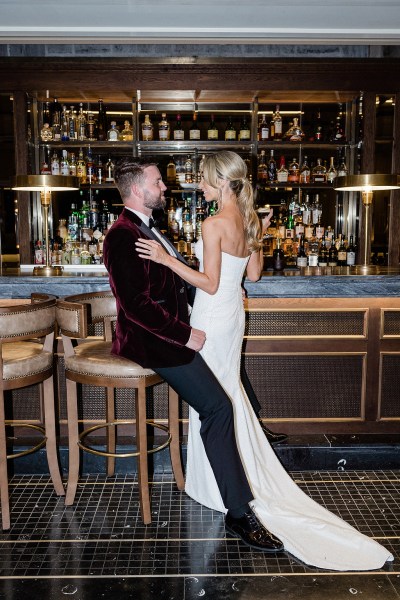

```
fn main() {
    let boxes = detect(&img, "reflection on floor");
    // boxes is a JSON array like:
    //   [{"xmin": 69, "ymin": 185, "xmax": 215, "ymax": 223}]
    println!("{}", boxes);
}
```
[{"xmin": 0, "ymin": 471, "xmax": 399, "ymax": 599}]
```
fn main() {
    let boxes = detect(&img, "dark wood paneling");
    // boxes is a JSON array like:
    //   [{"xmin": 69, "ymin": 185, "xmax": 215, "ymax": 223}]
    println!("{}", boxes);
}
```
[{"xmin": 13, "ymin": 91, "xmax": 31, "ymax": 264}]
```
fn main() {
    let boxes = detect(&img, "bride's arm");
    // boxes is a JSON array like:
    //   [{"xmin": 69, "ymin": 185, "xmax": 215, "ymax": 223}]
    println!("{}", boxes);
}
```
[
  {"xmin": 136, "ymin": 218, "xmax": 222, "ymax": 295},
  {"xmin": 246, "ymin": 248, "xmax": 263, "ymax": 282}
]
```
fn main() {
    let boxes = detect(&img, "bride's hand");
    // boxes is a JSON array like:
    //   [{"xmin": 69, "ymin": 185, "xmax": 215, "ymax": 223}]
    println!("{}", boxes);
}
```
[{"xmin": 135, "ymin": 238, "xmax": 168, "ymax": 265}]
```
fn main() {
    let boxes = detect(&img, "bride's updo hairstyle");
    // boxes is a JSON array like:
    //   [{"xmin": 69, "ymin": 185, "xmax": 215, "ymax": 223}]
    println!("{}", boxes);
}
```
[{"xmin": 201, "ymin": 151, "xmax": 261, "ymax": 252}]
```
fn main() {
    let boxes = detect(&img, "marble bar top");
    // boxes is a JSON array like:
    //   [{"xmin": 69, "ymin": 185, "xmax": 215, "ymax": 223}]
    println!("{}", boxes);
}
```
[{"xmin": 1, "ymin": 266, "xmax": 400, "ymax": 299}]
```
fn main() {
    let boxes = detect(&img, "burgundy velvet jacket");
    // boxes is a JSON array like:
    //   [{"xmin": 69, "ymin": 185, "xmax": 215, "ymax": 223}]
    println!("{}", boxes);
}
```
[{"xmin": 103, "ymin": 208, "xmax": 195, "ymax": 368}]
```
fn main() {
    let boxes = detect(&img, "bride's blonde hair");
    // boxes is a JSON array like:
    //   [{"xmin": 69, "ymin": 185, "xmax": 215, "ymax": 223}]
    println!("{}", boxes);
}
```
[{"xmin": 201, "ymin": 151, "xmax": 261, "ymax": 252}]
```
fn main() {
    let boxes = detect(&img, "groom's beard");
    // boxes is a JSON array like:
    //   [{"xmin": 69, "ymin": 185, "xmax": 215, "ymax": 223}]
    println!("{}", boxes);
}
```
[{"xmin": 143, "ymin": 190, "xmax": 166, "ymax": 211}]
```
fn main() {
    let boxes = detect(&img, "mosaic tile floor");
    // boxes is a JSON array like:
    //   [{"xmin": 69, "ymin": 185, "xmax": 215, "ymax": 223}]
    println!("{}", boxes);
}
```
[{"xmin": 0, "ymin": 471, "xmax": 399, "ymax": 599}]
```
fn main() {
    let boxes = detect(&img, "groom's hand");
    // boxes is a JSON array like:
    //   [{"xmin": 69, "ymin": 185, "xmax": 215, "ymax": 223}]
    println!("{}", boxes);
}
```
[{"xmin": 186, "ymin": 327, "xmax": 206, "ymax": 351}]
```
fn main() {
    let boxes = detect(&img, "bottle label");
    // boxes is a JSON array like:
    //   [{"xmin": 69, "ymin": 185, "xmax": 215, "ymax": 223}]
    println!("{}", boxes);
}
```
[
  {"xmin": 338, "ymin": 251, "xmax": 347, "ymax": 261},
  {"xmin": 295, "ymin": 223, "xmax": 304, "ymax": 236},
  {"xmin": 174, "ymin": 130, "xmax": 184, "ymax": 141},
  {"xmin": 142, "ymin": 127, "xmax": 153, "ymax": 141},
  {"xmin": 225, "ymin": 130, "xmax": 236, "ymax": 140},
  {"xmin": 190, "ymin": 130, "xmax": 201, "ymax": 140},
  {"xmin": 315, "ymin": 226, "xmax": 325, "ymax": 239},
  {"xmin": 286, "ymin": 228, "xmax": 294, "ymax": 239},
  {"xmin": 260, "ymin": 127, "xmax": 269, "ymax": 140},
  {"xmin": 274, "ymin": 122, "xmax": 282, "ymax": 135},
  {"xmin": 297, "ymin": 256, "xmax": 308, "ymax": 267},
  {"xmin": 346, "ymin": 251, "xmax": 356, "ymax": 266},
  {"xmin": 239, "ymin": 130, "xmax": 250, "ymax": 140},
  {"xmin": 159, "ymin": 130, "xmax": 169, "ymax": 141},
  {"xmin": 207, "ymin": 130, "xmax": 218, "ymax": 140},
  {"xmin": 308, "ymin": 255, "xmax": 318, "ymax": 267},
  {"xmin": 277, "ymin": 171, "xmax": 288, "ymax": 183}
]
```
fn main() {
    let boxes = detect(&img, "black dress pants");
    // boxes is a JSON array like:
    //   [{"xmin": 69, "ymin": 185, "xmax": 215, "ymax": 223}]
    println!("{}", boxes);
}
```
[{"xmin": 154, "ymin": 352, "xmax": 253, "ymax": 511}]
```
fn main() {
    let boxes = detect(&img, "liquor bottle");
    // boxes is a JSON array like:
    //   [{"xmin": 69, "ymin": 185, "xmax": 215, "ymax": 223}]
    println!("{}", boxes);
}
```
[
  {"xmin": 311, "ymin": 158, "xmax": 327, "ymax": 183},
  {"xmin": 301, "ymin": 194, "xmax": 311, "ymax": 227},
  {"xmin": 34, "ymin": 239, "xmax": 44, "ymax": 265},
  {"xmin": 329, "ymin": 103, "xmax": 346, "ymax": 143},
  {"xmin": 267, "ymin": 149, "xmax": 277, "ymax": 184},
  {"xmin": 77, "ymin": 103, "xmax": 87, "ymax": 141},
  {"xmin": 189, "ymin": 113, "xmax": 201, "ymax": 140},
  {"xmin": 121, "ymin": 120, "xmax": 133, "ymax": 141},
  {"xmin": 97, "ymin": 99, "xmax": 107, "ymax": 141},
  {"xmin": 312, "ymin": 194, "xmax": 322, "ymax": 226},
  {"xmin": 99, "ymin": 199, "xmax": 110, "ymax": 233},
  {"xmin": 284, "ymin": 117, "xmax": 305, "ymax": 142},
  {"xmin": 141, "ymin": 114, "xmax": 153, "ymax": 141},
  {"xmin": 238, "ymin": 116, "xmax": 251, "ymax": 141},
  {"xmin": 272, "ymin": 104, "xmax": 283, "ymax": 139},
  {"xmin": 225, "ymin": 116, "xmax": 236, "ymax": 141},
  {"xmin": 68, "ymin": 106, "xmax": 77, "ymax": 140},
  {"xmin": 69, "ymin": 153, "xmax": 77, "ymax": 177},
  {"xmin": 346, "ymin": 234, "xmax": 356, "ymax": 266},
  {"xmin": 61, "ymin": 105, "xmax": 69, "ymax": 142},
  {"xmin": 326, "ymin": 156, "xmax": 337, "ymax": 184},
  {"xmin": 86, "ymin": 111, "xmax": 96, "ymax": 141},
  {"xmin": 96, "ymin": 156, "xmax": 103, "ymax": 184},
  {"xmin": 207, "ymin": 114, "xmax": 218, "ymax": 140},
  {"xmin": 158, "ymin": 113, "xmax": 170, "ymax": 141},
  {"xmin": 86, "ymin": 145, "xmax": 96, "ymax": 184},
  {"xmin": 105, "ymin": 156, "xmax": 115, "ymax": 182},
  {"xmin": 173, "ymin": 113, "xmax": 185, "ymax": 141},
  {"xmin": 76, "ymin": 148, "xmax": 87, "ymax": 183},
  {"xmin": 89, "ymin": 198, "xmax": 99, "ymax": 231},
  {"xmin": 318, "ymin": 235, "xmax": 329, "ymax": 266},
  {"xmin": 328, "ymin": 235, "xmax": 338, "ymax": 266},
  {"xmin": 177, "ymin": 227, "xmax": 187, "ymax": 254},
  {"xmin": 40, "ymin": 122, "xmax": 53, "ymax": 142},
  {"xmin": 51, "ymin": 150, "xmax": 60, "ymax": 175},
  {"xmin": 166, "ymin": 155, "xmax": 177, "ymax": 185},
  {"xmin": 337, "ymin": 151, "xmax": 348, "ymax": 177},
  {"xmin": 288, "ymin": 157, "xmax": 300, "ymax": 184},
  {"xmin": 307, "ymin": 228, "xmax": 319, "ymax": 267},
  {"xmin": 40, "ymin": 152, "xmax": 51, "ymax": 175},
  {"xmin": 286, "ymin": 209, "xmax": 295, "ymax": 239},
  {"xmin": 51, "ymin": 97, "xmax": 61, "ymax": 141},
  {"xmin": 309, "ymin": 108, "xmax": 323, "ymax": 143},
  {"xmin": 277, "ymin": 155, "xmax": 289, "ymax": 183},
  {"xmin": 184, "ymin": 155, "xmax": 193, "ymax": 184},
  {"xmin": 337, "ymin": 234, "xmax": 347, "ymax": 266},
  {"xmin": 42, "ymin": 90, "xmax": 51, "ymax": 127},
  {"xmin": 296, "ymin": 234, "xmax": 308, "ymax": 267},
  {"xmin": 258, "ymin": 114, "xmax": 269, "ymax": 141},
  {"xmin": 273, "ymin": 237, "xmax": 285, "ymax": 271},
  {"xmin": 356, "ymin": 92, "xmax": 364, "ymax": 172},
  {"xmin": 299, "ymin": 156, "xmax": 311, "ymax": 184},
  {"xmin": 107, "ymin": 121, "xmax": 120, "ymax": 141},
  {"xmin": 257, "ymin": 150, "xmax": 268, "ymax": 184},
  {"xmin": 60, "ymin": 149, "xmax": 70, "ymax": 176}
]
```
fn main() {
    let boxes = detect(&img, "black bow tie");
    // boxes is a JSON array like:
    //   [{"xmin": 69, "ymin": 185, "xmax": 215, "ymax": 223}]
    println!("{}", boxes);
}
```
[{"xmin": 149, "ymin": 217, "xmax": 156, "ymax": 229}]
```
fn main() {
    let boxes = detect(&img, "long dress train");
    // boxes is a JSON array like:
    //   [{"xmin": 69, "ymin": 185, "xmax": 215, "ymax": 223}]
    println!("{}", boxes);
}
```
[{"xmin": 185, "ymin": 239, "xmax": 393, "ymax": 571}]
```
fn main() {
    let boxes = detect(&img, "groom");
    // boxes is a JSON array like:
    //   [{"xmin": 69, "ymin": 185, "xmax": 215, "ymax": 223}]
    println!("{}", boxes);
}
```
[{"xmin": 103, "ymin": 156, "xmax": 283, "ymax": 553}]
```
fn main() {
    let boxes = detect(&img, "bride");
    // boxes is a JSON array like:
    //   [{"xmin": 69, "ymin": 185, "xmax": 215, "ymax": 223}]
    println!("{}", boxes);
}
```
[{"xmin": 135, "ymin": 151, "xmax": 393, "ymax": 571}]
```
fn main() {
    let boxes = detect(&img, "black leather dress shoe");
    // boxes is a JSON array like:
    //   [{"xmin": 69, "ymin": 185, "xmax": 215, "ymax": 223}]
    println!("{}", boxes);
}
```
[
  {"xmin": 225, "ymin": 509, "xmax": 284, "ymax": 552},
  {"xmin": 260, "ymin": 422, "xmax": 288, "ymax": 444}
]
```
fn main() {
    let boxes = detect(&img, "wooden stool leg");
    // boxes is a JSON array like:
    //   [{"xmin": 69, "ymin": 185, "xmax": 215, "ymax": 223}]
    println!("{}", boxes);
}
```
[
  {"xmin": 168, "ymin": 386, "xmax": 184, "ymax": 490},
  {"xmin": 65, "ymin": 379, "xmax": 80, "ymax": 506},
  {"xmin": 42, "ymin": 377, "xmax": 65, "ymax": 496},
  {"xmin": 106, "ymin": 387, "xmax": 116, "ymax": 477},
  {"xmin": 0, "ymin": 390, "xmax": 10, "ymax": 530},
  {"xmin": 136, "ymin": 382, "xmax": 151, "ymax": 524}
]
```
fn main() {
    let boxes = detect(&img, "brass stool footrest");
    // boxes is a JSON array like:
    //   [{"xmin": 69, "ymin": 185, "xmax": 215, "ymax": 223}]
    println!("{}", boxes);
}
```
[
  {"xmin": 5, "ymin": 422, "xmax": 46, "ymax": 460},
  {"xmin": 77, "ymin": 420, "xmax": 172, "ymax": 458}
]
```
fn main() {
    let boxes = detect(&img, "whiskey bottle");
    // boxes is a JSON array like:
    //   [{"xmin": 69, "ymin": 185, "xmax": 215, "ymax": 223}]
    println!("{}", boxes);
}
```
[
  {"xmin": 337, "ymin": 234, "xmax": 347, "ymax": 266},
  {"xmin": 207, "ymin": 114, "xmax": 218, "ymax": 140},
  {"xmin": 346, "ymin": 235, "xmax": 356, "ymax": 266},
  {"xmin": 288, "ymin": 157, "xmax": 300, "ymax": 184},
  {"xmin": 267, "ymin": 149, "xmax": 277, "ymax": 184},
  {"xmin": 121, "ymin": 120, "xmax": 133, "ymax": 141},
  {"xmin": 311, "ymin": 158, "xmax": 327, "ymax": 184},
  {"xmin": 76, "ymin": 148, "xmax": 87, "ymax": 183},
  {"xmin": 225, "ymin": 117, "xmax": 236, "ymax": 141},
  {"xmin": 86, "ymin": 112, "xmax": 96, "ymax": 141},
  {"xmin": 309, "ymin": 109, "xmax": 323, "ymax": 143},
  {"xmin": 97, "ymin": 99, "xmax": 107, "ymax": 141},
  {"xmin": 273, "ymin": 237, "xmax": 285, "ymax": 271},
  {"xmin": 272, "ymin": 104, "xmax": 283, "ymax": 139},
  {"xmin": 258, "ymin": 114, "xmax": 269, "ymax": 141},
  {"xmin": 337, "ymin": 151, "xmax": 348, "ymax": 177},
  {"xmin": 69, "ymin": 152, "xmax": 77, "ymax": 177},
  {"xmin": 296, "ymin": 234, "xmax": 308, "ymax": 267},
  {"xmin": 173, "ymin": 113, "xmax": 185, "ymax": 141},
  {"xmin": 166, "ymin": 155, "xmax": 177, "ymax": 185},
  {"xmin": 238, "ymin": 116, "xmax": 251, "ymax": 141},
  {"xmin": 299, "ymin": 156, "xmax": 311, "ymax": 184},
  {"xmin": 189, "ymin": 113, "xmax": 201, "ymax": 140},
  {"xmin": 318, "ymin": 235, "xmax": 329, "ymax": 266},
  {"xmin": 158, "ymin": 113, "xmax": 170, "ymax": 141},
  {"xmin": 141, "ymin": 114, "xmax": 153, "ymax": 141},
  {"xmin": 326, "ymin": 156, "xmax": 337, "ymax": 184},
  {"xmin": 257, "ymin": 150, "xmax": 268, "ymax": 184},
  {"xmin": 328, "ymin": 235, "xmax": 338, "ymax": 266},
  {"xmin": 277, "ymin": 155, "xmax": 289, "ymax": 183},
  {"xmin": 284, "ymin": 117, "xmax": 304, "ymax": 142},
  {"xmin": 184, "ymin": 155, "xmax": 193, "ymax": 184}
]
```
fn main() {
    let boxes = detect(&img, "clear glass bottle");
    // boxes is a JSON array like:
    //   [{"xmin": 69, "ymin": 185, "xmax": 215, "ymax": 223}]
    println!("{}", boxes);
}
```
[
  {"xmin": 337, "ymin": 151, "xmax": 348, "ymax": 177},
  {"xmin": 51, "ymin": 150, "xmax": 60, "ymax": 176},
  {"xmin": 141, "ymin": 114, "xmax": 153, "ymax": 141},
  {"xmin": 184, "ymin": 155, "xmax": 194, "ymax": 184},
  {"xmin": 311, "ymin": 158, "xmax": 327, "ymax": 184},
  {"xmin": 107, "ymin": 121, "xmax": 120, "ymax": 141},
  {"xmin": 173, "ymin": 113, "xmax": 184, "ymax": 141},
  {"xmin": 105, "ymin": 156, "xmax": 115, "ymax": 182},
  {"xmin": 207, "ymin": 114, "xmax": 218, "ymax": 140},
  {"xmin": 40, "ymin": 122, "xmax": 53, "ymax": 142},
  {"xmin": 60, "ymin": 149, "xmax": 70, "ymax": 176},
  {"xmin": 158, "ymin": 112, "xmax": 170, "ymax": 141},
  {"xmin": 273, "ymin": 104, "xmax": 283, "ymax": 139},
  {"xmin": 326, "ymin": 156, "xmax": 337, "ymax": 184},
  {"xmin": 77, "ymin": 103, "xmax": 87, "ymax": 141}
]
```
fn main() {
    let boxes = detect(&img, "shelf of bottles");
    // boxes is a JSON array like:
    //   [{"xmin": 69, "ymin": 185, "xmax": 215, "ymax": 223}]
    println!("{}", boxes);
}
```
[{"xmin": 29, "ymin": 93, "xmax": 362, "ymax": 268}]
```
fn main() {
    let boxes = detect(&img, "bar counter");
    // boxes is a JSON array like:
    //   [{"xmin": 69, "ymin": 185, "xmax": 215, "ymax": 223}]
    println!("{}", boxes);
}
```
[{"xmin": 3, "ymin": 265, "xmax": 400, "ymax": 437}]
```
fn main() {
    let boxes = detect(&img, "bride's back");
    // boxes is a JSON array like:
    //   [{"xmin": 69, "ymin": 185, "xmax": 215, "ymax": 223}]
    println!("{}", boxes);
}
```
[{"xmin": 210, "ymin": 205, "xmax": 249, "ymax": 258}]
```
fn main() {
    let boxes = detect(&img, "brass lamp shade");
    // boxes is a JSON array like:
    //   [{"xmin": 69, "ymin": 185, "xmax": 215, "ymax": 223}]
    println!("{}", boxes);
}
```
[
  {"xmin": 12, "ymin": 174, "xmax": 80, "ymax": 276},
  {"xmin": 334, "ymin": 174, "xmax": 400, "ymax": 268},
  {"xmin": 335, "ymin": 174, "xmax": 400, "ymax": 192}
]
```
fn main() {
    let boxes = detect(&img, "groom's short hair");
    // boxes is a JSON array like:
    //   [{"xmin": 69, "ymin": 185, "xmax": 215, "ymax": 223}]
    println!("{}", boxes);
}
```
[{"xmin": 114, "ymin": 156, "xmax": 158, "ymax": 200}]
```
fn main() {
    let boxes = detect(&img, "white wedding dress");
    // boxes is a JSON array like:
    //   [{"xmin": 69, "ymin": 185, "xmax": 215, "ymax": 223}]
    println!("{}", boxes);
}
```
[{"xmin": 185, "ymin": 238, "xmax": 393, "ymax": 571}]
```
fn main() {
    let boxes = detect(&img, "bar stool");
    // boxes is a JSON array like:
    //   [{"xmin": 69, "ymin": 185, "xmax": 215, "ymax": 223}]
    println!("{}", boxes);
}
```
[
  {"xmin": 56, "ymin": 291, "xmax": 184, "ymax": 525},
  {"xmin": 0, "ymin": 293, "xmax": 65, "ymax": 530}
]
